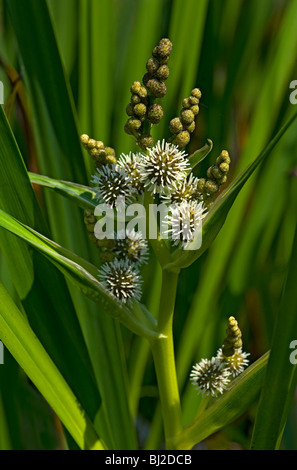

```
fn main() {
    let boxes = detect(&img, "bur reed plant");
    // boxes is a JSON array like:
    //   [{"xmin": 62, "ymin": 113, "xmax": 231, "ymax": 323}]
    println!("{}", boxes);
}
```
[{"xmin": 0, "ymin": 0, "xmax": 297, "ymax": 451}]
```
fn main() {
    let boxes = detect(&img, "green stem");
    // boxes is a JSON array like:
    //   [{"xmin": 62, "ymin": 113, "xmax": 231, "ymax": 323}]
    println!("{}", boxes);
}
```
[{"xmin": 151, "ymin": 269, "xmax": 183, "ymax": 449}]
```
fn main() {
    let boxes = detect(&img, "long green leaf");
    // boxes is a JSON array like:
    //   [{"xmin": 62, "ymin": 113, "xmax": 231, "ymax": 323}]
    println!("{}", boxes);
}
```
[
  {"xmin": 0, "ymin": 282, "xmax": 106, "ymax": 450},
  {"xmin": 250, "ymin": 212, "xmax": 297, "ymax": 449}
]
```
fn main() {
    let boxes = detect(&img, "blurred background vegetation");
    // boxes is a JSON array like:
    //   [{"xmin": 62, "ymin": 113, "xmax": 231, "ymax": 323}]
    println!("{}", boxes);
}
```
[{"xmin": 0, "ymin": 0, "xmax": 297, "ymax": 450}]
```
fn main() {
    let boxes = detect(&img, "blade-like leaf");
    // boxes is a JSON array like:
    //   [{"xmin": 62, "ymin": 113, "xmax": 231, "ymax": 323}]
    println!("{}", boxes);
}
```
[
  {"xmin": 250, "ymin": 214, "xmax": 297, "ymax": 449},
  {"xmin": 0, "ymin": 281, "xmax": 106, "ymax": 450}
]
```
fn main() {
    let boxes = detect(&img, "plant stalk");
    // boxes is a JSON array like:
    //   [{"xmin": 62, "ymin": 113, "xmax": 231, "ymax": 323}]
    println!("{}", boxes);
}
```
[{"xmin": 151, "ymin": 269, "xmax": 183, "ymax": 449}]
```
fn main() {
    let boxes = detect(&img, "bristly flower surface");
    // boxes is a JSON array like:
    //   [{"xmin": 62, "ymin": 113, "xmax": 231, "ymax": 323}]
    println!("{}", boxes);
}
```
[
  {"xmin": 98, "ymin": 259, "xmax": 142, "ymax": 304},
  {"xmin": 161, "ymin": 173, "xmax": 202, "ymax": 204},
  {"xmin": 138, "ymin": 139, "xmax": 190, "ymax": 194},
  {"xmin": 117, "ymin": 152, "xmax": 145, "ymax": 194},
  {"xmin": 91, "ymin": 163, "xmax": 136, "ymax": 208},
  {"xmin": 190, "ymin": 357, "xmax": 230, "ymax": 397},
  {"xmin": 112, "ymin": 229, "xmax": 149, "ymax": 266},
  {"xmin": 165, "ymin": 199, "xmax": 206, "ymax": 245},
  {"xmin": 216, "ymin": 347, "xmax": 250, "ymax": 377}
]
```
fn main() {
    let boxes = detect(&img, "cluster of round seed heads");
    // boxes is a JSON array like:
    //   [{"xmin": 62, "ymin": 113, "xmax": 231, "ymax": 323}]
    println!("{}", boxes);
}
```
[
  {"xmin": 221, "ymin": 316, "xmax": 243, "ymax": 357},
  {"xmin": 124, "ymin": 80, "xmax": 153, "ymax": 149},
  {"xmin": 124, "ymin": 39, "xmax": 172, "ymax": 151},
  {"xmin": 143, "ymin": 38, "xmax": 172, "ymax": 99},
  {"xmin": 196, "ymin": 150, "xmax": 231, "ymax": 209},
  {"xmin": 80, "ymin": 134, "xmax": 116, "ymax": 167},
  {"xmin": 169, "ymin": 88, "xmax": 201, "ymax": 148}
]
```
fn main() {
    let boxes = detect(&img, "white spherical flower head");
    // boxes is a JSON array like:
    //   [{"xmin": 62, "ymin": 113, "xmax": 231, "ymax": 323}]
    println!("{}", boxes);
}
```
[
  {"xmin": 91, "ymin": 163, "xmax": 136, "ymax": 208},
  {"xmin": 113, "ymin": 229, "xmax": 149, "ymax": 266},
  {"xmin": 216, "ymin": 348, "xmax": 250, "ymax": 377},
  {"xmin": 139, "ymin": 139, "xmax": 190, "ymax": 194},
  {"xmin": 118, "ymin": 152, "xmax": 145, "ymax": 193},
  {"xmin": 190, "ymin": 357, "xmax": 230, "ymax": 397},
  {"xmin": 98, "ymin": 259, "xmax": 142, "ymax": 304},
  {"xmin": 161, "ymin": 173, "xmax": 202, "ymax": 204},
  {"xmin": 165, "ymin": 199, "xmax": 207, "ymax": 246}
]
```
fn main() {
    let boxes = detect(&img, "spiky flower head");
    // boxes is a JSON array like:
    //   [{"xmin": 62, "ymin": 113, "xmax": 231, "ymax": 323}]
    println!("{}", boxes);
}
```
[
  {"xmin": 216, "ymin": 348, "xmax": 250, "ymax": 378},
  {"xmin": 165, "ymin": 199, "xmax": 206, "ymax": 246},
  {"xmin": 98, "ymin": 259, "xmax": 142, "ymax": 304},
  {"xmin": 91, "ymin": 164, "xmax": 136, "ymax": 208},
  {"xmin": 117, "ymin": 152, "xmax": 145, "ymax": 193},
  {"xmin": 112, "ymin": 229, "xmax": 149, "ymax": 266},
  {"xmin": 162, "ymin": 173, "xmax": 202, "ymax": 204},
  {"xmin": 190, "ymin": 357, "xmax": 230, "ymax": 397},
  {"xmin": 138, "ymin": 139, "xmax": 190, "ymax": 194}
]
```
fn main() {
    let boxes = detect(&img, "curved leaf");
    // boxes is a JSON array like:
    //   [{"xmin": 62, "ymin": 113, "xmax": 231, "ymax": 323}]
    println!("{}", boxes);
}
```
[{"xmin": 0, "ymin": 282, "xmax": 106, "ymax": 450}]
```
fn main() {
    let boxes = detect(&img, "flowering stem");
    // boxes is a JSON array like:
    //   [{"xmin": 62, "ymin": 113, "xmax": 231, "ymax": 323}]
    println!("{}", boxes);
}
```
[{"xmin": 151, "ymin": 269, "xmax": 183, "ymax": 449}]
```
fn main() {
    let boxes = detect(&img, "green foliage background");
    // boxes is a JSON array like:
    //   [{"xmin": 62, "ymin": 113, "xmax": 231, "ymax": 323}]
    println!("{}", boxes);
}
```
[{"xmin": 0, "ymin": 0, "xmax": 297, "ymax": 450}]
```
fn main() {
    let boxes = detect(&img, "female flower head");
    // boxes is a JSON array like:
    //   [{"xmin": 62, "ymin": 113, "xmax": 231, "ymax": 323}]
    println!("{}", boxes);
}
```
[
  {"xmin": 190, "ymin": 357, "xmax": 230, "ymax": 397},
  {"xmin": 91, "ymin": 163, "xmax": 136, "ymax": 208},
  {"xmin": 98, "ymin": 259, "xmax": 142, "ymax": 304},
  {"xmin": 138, "ymin": 139, "xmax": 190, "ymax": 195}
]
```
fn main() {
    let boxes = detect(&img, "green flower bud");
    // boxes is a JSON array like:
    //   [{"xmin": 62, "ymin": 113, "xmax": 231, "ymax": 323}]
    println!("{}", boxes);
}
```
[
  {"xmin": 146, "ymin": 57, "xmax": 159, "ymax": 74},
  {"xmin": 205, "ymin": 180, "xmax": 219, "ymax": 194},
  {"xmin": 222, "ymin": 316, "xmax": 243, "ymax": 357},
  {"xmin": 105, "ymin": 155, "xmax": 117, "ymax": 165},
  {"xmin": 134, "ymin": 103, "xmax": 147, "ymax": 118},
  {"xmin": 80, "ymin": 134, "xmax": 89, "ymax": 147},
  {"xmin": 95, "ymin": 141, "xmax": 105, "ymax": 149},
  {"xmin": 217, "ymin": 150, "xmax": 231, "ymax": 165},
  {"xmin": 155, "ymin": 38, "xmax": 172, "ymax": 58},
  {"xmin": 169, "ymin": 117, "xmax": 183, "ymax": 134},
  {"xmin": 191, "ymin": 104, "xmax": 199, "ymax": 116},
  {"xmin": 211, "ymin": 166, "xmax": 224, "ymax": 180},
  {"xmin": 130, "ymin": 81, "xmax": 142, "ymax": 94},
  {"xmin": 131, "ymin": 94, "xmax": 141, "ymax": 105},
  {"xmin": 189, "ymin": 96, "xmax": 199, "ymax": 106},
  {"xmin": 87, "ymin": 138, "xmax": 97, "ymax": 149},
  {"xmin": 184, "ymin": 121, "xmax": 195, "ymax": 133},
  {"xmin": 105, "ymin": 147, "xmax": 115, "ymax": 157},
  {"xmin": 137, "ymin": 133, "xmax": 154, "ymax": 150},
  {"xmin": 180, "ymin": 109, "xmax": 195, "ymax": 125},
  {"xmin": 100, "ymin": 251, "xmax": 116, "ymax": 264},
  {"xmin": 126, "ymin": 103, "xmax": 134, "ymax": 116},
  {"xmin": 127, "ymin": 117, "xmax": 142, "ymax": 132},
  {"xmin": 219, "ymin": 162, "xmax": 229, "ymax": 173},
  {"xmin": 174, "ymin": 130, "xmax": 190, "ymax": 148},
  {"xmin": 147, "ymin": 103, "xmax": 164, "ymax": 124},
  {"xmin": 138, "ymin": 86, "xmax": 148, "ymax": 99},
  {"xmin": 182, "ymin": 97, "xmax": 191, "ymax": 109},
  {"xmin": 191, "ymin": 88, "xmax": 202, "ymax": 99},
  {"xmin": 196, "ymin": 178, "xmax": 206, "ymax": 192},
  {"xmin": 146, "ymin": 79, "xmax": 167, "ymax": 98},
  {"xmin": 156, "ymin": 64, "xmax": 170, "ymax": 81}
]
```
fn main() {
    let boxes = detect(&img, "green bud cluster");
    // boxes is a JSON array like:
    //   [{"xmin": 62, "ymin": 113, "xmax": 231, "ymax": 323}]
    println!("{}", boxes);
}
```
[
  {"xmin": 83, "ymin": 209, "xmax": 116, "ymax": 258},
  {"xmin": 80, "ymin": 134, "xmax": 116, "ymax": 167},
  {"xmin": 124, "ymin": 38, "xmax": 172, "ymax": 151},
  {"xmin": 198, "ymin": 150, "xmax": 231, "ymax": 207},
  {"xmin": 222, "ymin": 316, "xmax": 243, "ymax": 358},
  {"xmin": 169, "ymin": 88, "xmax": 201, "ymax": 148}
]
